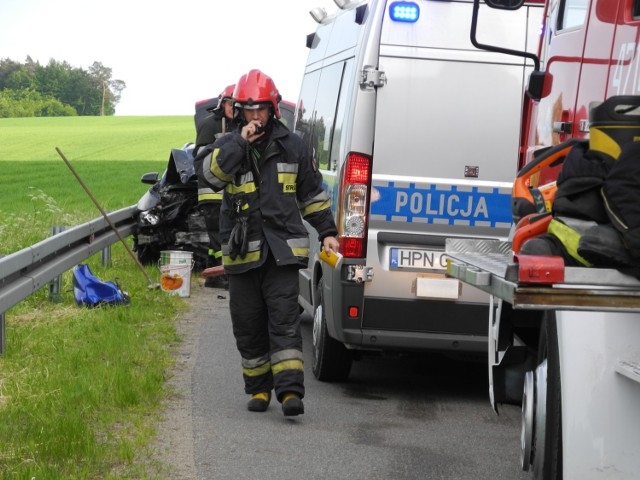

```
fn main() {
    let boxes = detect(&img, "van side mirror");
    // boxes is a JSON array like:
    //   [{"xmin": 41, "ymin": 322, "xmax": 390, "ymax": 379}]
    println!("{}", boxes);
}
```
[
  {"xmin": 470, "ymin": 0, "xmax": 540, "ymax": 72},
  {"xmin": 484, "ymin": 0, "xmax": 525, "ymax": 9},
  {"xmin": 141, "ymin": 172, "xmax": 159, "ymax": 185},
  {"xmin": 527, "ymin": 71, "xmax": 553, "ymax": 101}
]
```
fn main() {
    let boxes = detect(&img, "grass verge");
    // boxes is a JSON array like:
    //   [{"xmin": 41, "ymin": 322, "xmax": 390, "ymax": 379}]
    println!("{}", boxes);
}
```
[
  {"xmin": 1, "ymin": 245, "xmax": 187, "ymax": 479},
  {"xmin": 1, "ymin": 116, "xmax": 199, "ymax": 478}
]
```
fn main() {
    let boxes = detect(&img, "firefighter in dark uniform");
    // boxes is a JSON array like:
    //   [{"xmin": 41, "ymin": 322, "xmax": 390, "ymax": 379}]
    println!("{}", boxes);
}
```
[
  {"xmin": 193, "ymin": 85, "xmax": 238, "ymax": 288},
  {"xmin": 196, "ymin": 69, "xmax": 339, "ymax": 416}
]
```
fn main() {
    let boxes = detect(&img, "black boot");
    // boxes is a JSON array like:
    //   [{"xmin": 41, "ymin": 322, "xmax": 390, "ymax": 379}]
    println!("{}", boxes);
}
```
[
  {"xmin": 247, "ymin": 392, "xmax": 271, "ymax": 412},
  {"xmin": 281, "ymin": 393, "xmax": 304, "ymax": 416}
]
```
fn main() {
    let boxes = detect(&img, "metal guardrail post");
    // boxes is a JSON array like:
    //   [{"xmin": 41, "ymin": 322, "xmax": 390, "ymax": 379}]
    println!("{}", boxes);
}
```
[
  {"xmin": 0, "ymin": 312, "xmax": 4, "ymax": 355},
  {"xmin": 49, "ymin": 226, "xmax": 66, "ymax": 303},
  {"xmin": 101, "ymin": 212, "xmax": 112, "ymax": 267},
  {"xmin": 101, "ymin": 245, "xmax": 112, "ymax": 267}
]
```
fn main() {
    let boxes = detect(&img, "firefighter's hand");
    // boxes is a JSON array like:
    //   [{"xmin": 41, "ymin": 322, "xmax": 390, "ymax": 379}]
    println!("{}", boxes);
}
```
[
  {"xmin": 323, "ymin": 236, "xmax": 340, "ymax": 254},
  {"xmin": 241, "ymin": 121, "xmax": 266, "ymax": 143}
]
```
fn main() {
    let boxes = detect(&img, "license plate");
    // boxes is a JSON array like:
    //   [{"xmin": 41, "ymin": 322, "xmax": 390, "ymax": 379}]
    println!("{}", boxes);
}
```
[
  {"xmin": 390, "ymin": 248, "xmax": 448, "ymax": 271},
  {"xmin": 415, "ymin": 275, "xmax": 460, "ymax": 299}
]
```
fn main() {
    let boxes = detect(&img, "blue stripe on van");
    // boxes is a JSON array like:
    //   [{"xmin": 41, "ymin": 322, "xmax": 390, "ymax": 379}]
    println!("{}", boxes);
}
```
[{"xmin": 370, "ymin": 182, "xmax": 512, "ymax": 227}]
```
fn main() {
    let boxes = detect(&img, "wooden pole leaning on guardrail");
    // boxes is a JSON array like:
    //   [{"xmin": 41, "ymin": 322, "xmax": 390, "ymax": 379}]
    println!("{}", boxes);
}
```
[{"xmin": 55, "ymin": 147, "xmax": 160, "ymax": 290}]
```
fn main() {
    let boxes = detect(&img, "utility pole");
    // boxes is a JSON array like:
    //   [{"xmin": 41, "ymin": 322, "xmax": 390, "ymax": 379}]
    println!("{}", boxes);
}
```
[{"xmin": 101, "ymin": 80, "xmax": 106, "ymax": 116}]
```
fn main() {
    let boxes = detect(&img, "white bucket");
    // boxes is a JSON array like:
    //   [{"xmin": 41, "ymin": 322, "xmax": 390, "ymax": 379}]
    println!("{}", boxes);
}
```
[{"xmin": 159, "ymin": 250, "xmax": 194, "ymax": 298}]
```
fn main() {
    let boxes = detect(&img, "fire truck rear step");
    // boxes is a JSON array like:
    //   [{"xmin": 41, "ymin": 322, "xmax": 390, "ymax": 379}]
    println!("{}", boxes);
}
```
[{"xmin": 445, "ymin": 239, "xmax": 640, "ymax": 312}]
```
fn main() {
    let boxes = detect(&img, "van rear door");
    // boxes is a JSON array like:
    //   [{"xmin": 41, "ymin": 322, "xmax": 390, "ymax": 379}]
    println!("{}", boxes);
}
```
[
  {"xmin": 367, "ymin": 0, "xmax": 542, "ymax": 300},
  {"xmin": 374, "ymin": 0, "xmax": 537, "ymax": 183}
]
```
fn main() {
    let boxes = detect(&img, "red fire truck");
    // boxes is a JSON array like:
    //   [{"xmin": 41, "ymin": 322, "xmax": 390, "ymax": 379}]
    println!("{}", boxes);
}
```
[{"xmin": 446, "ymin": 0, "xmax": 640, "ymax": 478}]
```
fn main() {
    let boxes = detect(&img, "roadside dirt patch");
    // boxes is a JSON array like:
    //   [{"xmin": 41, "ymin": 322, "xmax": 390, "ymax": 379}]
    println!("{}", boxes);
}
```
[{"xmin": 143, "ymin": 280, "xmax": 214, "ymax": 479}]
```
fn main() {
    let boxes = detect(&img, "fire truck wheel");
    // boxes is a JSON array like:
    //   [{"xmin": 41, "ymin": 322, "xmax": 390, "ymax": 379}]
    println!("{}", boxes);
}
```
[
  {"xmin": 533, "ymin": 311, "xmax": 563, "ymax": 480},
  {"xmin": 312, "ymin": 278, "xmax": 352, "ymax": 382}
]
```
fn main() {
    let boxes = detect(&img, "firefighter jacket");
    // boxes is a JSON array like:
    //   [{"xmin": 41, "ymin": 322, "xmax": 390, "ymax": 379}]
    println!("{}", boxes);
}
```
[
  {"xmin": 194, "ymin": 97, "xmax": 219, "ymax": 149},
  {"xmin": 196, "ymin": 120, "xmax": 338, "ymax": 274},
  {"xmin": 193, "ymin": 109, "xmax": 239, "ymax": 205}
]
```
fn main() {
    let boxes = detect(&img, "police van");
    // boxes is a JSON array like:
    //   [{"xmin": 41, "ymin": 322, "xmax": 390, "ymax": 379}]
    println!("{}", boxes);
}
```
[{"xmin": 295, "ymin": 0, "xmax": 543, "ymax": 381}]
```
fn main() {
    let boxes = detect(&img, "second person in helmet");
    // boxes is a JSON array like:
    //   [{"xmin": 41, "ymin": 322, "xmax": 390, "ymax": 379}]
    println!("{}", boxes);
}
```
[
  {"xmin": 196, "ymin": 69, "xmax": 340, "ymax": 417},
  {"xmin": 193, "ymin": 84, "xmax": 239, "ymax": 288}
]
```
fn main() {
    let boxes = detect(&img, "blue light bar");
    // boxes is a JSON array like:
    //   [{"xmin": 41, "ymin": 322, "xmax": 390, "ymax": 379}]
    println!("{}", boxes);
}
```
[{"xmin": 389, "ymin": 1, "xmax": 420, "ymax": 23}]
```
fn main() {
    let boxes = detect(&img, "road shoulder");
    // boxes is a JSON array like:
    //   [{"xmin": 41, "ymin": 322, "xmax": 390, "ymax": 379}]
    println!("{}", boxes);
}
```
[{"xmin": 144, "ymin": 281, "xmax": 212, "ymax": 479}]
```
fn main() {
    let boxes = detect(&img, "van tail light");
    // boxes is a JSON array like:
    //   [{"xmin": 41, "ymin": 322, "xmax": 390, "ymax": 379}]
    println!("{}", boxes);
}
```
[{"xmin": 338, "ymin": 152, "xmax": 372, "ymax": 258}]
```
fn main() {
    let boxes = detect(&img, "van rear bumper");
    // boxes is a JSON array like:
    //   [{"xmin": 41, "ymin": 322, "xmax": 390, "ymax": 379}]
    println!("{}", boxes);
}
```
[
  {"xmin": 352, "ymin": 330, "xmax": 487, "ymax": 352},
  {"xmin": 350, "ymin": 329, "xmax": 487, "ymax": 353},
  {"xmin": 340, "ymin": 297, "xmax": 489, "ymax": 353}
]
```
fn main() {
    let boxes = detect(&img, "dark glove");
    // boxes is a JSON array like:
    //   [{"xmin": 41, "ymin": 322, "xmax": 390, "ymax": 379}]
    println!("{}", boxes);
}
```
[
  {"xmin": 239, "ymin": 217, "xmax": 248, "ymax": 258},
  {"xmin": 228, "ymin": 221, "xmax": 241, "ymax": 260},
  {"xmin": 228, "ymin": 217, "xmax": 249, "ymax": 260},
  {"xmin": 228, "ymin": 193, "xmax": 249, "ymax": 260}
]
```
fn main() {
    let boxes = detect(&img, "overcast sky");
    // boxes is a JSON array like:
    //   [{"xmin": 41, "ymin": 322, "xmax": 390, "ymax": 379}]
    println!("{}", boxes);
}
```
[{"xmin": 0, "ymin": 0, "xmax": 336, "ymax": 116}]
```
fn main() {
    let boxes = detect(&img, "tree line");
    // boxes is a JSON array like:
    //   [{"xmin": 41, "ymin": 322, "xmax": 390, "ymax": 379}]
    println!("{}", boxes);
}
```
[{"xmin": 0, "ymin": 57, "xmax": 126, "ymax": 117}]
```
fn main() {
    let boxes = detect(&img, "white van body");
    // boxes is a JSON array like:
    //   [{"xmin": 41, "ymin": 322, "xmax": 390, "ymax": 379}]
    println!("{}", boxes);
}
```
[{"xmin": 295, "ymin": 0, "xmax": 544, "ymax": 380}]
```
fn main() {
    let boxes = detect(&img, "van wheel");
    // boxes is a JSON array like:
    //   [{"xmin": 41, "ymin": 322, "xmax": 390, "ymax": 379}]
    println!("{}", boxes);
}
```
[
  {"xmin": 531, "ymin": 311, "xmax": 563, "ymax": 480},
  {"xmin": 312, "ymin": 278, "xmax": 352, "ymax": 382}
]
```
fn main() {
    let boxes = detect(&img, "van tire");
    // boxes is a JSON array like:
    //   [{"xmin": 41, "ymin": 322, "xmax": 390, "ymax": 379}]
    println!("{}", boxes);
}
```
[
  {"xmin": 533, "ymin": 311, "xmax": 563, "ymax": 480},
  {"xmin": 312, "ymin": 278, "xmax": 352, "ymax": 382}
]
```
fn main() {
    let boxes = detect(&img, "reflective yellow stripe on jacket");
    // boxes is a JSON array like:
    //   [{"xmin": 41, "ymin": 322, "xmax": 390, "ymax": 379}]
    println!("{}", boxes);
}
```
[
  {"xmin": 287, "ymin": 237, "xmax": 310, "ymax": 258},
  {"xmin": 548, "ymin": 218, "xmax": 592, "ymax": 267},
  {"xmin": 299, "ymin": 191, "xmax": 331, "ymax": 217},
  {"xmin": 277, "ymin": 163, "xmax": 298, "ymax": 194},
  {"xmin": 198, "ymin": 187, "xmax": 222, "ymax": 203},
  {"xmin": 221, "ymin": 240, "xmax": 262, "ymax": 266},
  {"xmin": 226, "ymin": 172, "xmax": 257, "ymax": 195},
  {"xmin": 202, "ymin": 148, "xmax": 232, "ymax": 190}
]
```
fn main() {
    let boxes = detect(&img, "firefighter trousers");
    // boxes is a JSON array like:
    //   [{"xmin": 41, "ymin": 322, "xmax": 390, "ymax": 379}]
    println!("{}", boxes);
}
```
[{"xmin": 228, "ymin": 252, "xmax": 304, "ymax": 402}]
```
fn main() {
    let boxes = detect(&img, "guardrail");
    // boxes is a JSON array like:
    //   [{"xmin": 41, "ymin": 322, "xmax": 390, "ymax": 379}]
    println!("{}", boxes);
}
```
[{"xmin": 0, "ymin": 205, "xmax": 137, "ymax": 354}]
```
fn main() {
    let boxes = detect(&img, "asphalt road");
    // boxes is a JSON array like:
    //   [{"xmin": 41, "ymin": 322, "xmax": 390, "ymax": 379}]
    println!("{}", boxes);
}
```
[{"xmin": 151, "ymin": 282, "xmax": 531, "ymax": 480}]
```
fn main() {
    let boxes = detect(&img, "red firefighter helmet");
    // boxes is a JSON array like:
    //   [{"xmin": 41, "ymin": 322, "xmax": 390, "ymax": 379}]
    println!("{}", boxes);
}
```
[
  {"xmin": 217, "ymin": 84, "xmax": 235, "ymax": 108},
  {"xmin": 233, "ymin": 69, "xmax": 282, "ymax": 119}
]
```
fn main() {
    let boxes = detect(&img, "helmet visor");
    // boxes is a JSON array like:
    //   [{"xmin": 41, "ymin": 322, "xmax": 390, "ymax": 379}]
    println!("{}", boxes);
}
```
[{"xmin": 235, "ymin": 101, "xmax": 271, "ymax": 111}]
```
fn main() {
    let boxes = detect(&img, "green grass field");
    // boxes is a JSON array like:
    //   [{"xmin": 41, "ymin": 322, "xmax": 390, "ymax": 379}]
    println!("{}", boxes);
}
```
[
  {"xmin": 1, "ymin": 116, "xmax": 194, "ymax": 161},
  {"xmin": 0, "ymin": 116, "xmax": 194, "ymax": 252},
  {"xmin": 0, "ymin": 116, "xmax": 198, "ymax": 479}
]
